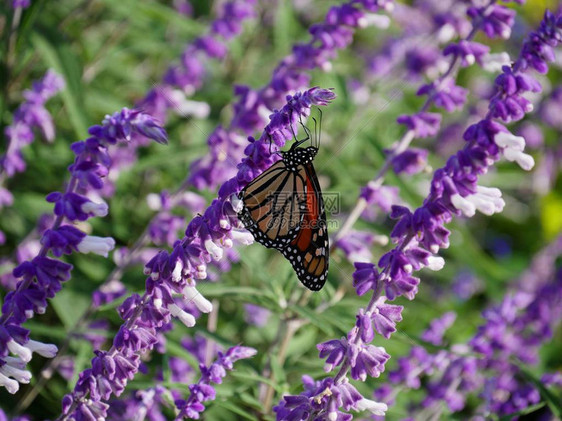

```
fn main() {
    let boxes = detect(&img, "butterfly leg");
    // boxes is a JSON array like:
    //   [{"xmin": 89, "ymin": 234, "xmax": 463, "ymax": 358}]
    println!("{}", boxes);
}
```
[
  {"xmin": 314, "ymin": 107, "xmax": 322, "ymax": 148},
  {"xmin": 288, "ymin": 118, "xmax": 311, "ymax": 150},
  {"xmin": 289, "ymin": 116, "xmax": 311, "ymax": 149}
]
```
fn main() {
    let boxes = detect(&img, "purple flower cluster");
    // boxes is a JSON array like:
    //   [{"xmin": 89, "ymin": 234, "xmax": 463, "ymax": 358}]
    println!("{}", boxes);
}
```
[
  {"xmin": 59, "ymin": 87, "xmax": 335, "ymax": 419},
  {"xmin": 274, "ymin": 375, "xmax": 388, "ymax": 420},
  {"xmin": 138, "ymin": 0, "xmax": 257, "ymax": 124},
  {"xmin": 275, "ymin": 8, "xmax": 562, "ymax": 420},
  {"xmin": 189, "ymin": 0, "xmax": 394, "ymax": 190},
  {"xmin": 1, "ymin": 69, "xmax": 64, "ymax": 178},
  {"xmin": 175, "ymin": 346, "xmax": 257, "ymax": 418},
  {"xmin": 0, "ymin": 108, "xmax": 167, "ymax": 395},
  {"xmin": 396, "ymin": 0, "xmax": 517, "ymax": 146},
  {"xmin": 379, "ymin": 237, "xmax": 562, "ymax": 417}
]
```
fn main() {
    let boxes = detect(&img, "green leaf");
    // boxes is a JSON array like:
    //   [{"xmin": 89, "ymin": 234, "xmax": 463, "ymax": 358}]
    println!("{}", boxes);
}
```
[
  {"xmin": 23, "ymin": 322, "xmax": 69, "ymax": 340},
  {"xmin": 518, "ymin": 366, "xmax": 562, "ymax": 417},
  {"xmin": 229, "ymin": 371, "xmax": 284, "ymax": 393},
  {"xmin": 166, "ymin": 339, "xmax": 200, "ymax": 369},
  {"xmin": 31, "ymin": 33, "xmax": 89, "ymax": 137},
  {"xmin": 198, "ymin": 284, "xmax": 271, "ymax": 299},
  {"xmin": 269, "ymin": 354, "xmax": 287, "ymax": 389},
  {"xmin": 98, "ymin": 0, "xmax": 205, "ymax": 36},
  {"xmin": 213, "ymin": 400, "xmax": 257, "ymax": 420},
  {"xmin": 273, "ymin": 0, "xmax": 298, "ymax": 53},
  {"xmin": 498, "ymin": 402, "xmax": 547, "ymax": 421},
  {"xmin": 287, "ymin": 305, "xmax": 336, "ymax": 335},
  {"xmin": 49, "ymin": 288, "xmax": 90, "ymax": 329},
  {"xmin": 71, "ymin": 340, "xmax": 95, "ymax": 386}
]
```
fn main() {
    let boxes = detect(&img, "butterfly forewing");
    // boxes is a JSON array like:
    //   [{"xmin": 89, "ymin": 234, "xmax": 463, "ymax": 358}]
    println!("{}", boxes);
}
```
[{"xmin": 239, "ymin": 160, "xmax": 307, "ymax": 248}]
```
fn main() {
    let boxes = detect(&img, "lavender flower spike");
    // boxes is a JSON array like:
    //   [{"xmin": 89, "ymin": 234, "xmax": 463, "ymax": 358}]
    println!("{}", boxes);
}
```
[
  {"xmin": 175, "ymin": 346, "xmax": 257, "ymax": 418},
  {"xmin": 0, "ymin": 108, "xmax": 167, "ymax": 394},
  {"xmin": 1, "ymin": 69, "xmax": 65, "ymax": 177}
]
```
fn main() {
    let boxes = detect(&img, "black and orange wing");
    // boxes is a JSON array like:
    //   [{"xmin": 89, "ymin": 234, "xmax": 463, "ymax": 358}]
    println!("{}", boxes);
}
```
[
  {"xmin": 281, "ymin": 162, "xmax": 329, "ymax": 291},
  {"xmin": 238, "ymin": 161, "xmax": 308, "ymax": 249}
]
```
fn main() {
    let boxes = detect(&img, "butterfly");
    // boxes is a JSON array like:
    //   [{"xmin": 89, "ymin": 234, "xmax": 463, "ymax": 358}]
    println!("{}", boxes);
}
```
[{"xmin": 237, "ymin": 120, "xmax": 329, "ymax": 291}]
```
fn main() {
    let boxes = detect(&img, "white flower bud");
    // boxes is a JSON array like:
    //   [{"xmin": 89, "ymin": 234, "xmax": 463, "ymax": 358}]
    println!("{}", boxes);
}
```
[
  {"xmin": 0, "ymin": 372, "xmax": 20, "ymax": 394},
  {"xmin": 355, "ymin": 398, "xmax": 388, "ymax": 416},
  {"xmin": 204, "ymin": 239, "xmax": 223, "ymax": 260},
  {"xmin": 7, "ymin": 340, "xmax": 32, "ymax": 363},
  {"xmin": 183, "ymin": 286, "xmax": 213, "ymax": 313},
  {"xmin": 77, "ymin": 236, "xmax": 115, "ymax": 257},
  {"xmin": 26, "ymin": 339, "xmax": 58, "ymax": 358},
  {"xmin": 81, "ymin": 200, "xmax": 108, "ymax": 217},
  {"xmin": 451, "ymin": 194, "xmax": 476, "ymax": 217},
  {"xmin": 168, "ymin": 303, "xmax": 196, "ymax": 328},
  {"xmin": 426, "ymin": 256, "xmax": 445, "ymax": 271}
]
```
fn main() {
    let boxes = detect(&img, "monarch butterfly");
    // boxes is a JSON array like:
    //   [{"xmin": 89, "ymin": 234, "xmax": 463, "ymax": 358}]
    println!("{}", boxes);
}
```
[{"xmin": 237, "ymin": 119, "xmax": 329, "ymax": 291}]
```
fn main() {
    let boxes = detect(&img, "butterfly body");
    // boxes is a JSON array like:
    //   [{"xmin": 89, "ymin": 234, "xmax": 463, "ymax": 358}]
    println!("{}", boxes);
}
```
[{"xmin": 238, "ymin": 144, "xmax": 329, "ymax": 291}]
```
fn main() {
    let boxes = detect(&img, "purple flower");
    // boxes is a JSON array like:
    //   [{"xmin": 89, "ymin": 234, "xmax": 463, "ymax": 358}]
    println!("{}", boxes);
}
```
[
  {"xmin": 1, "ymin": 70, "xmax": 64, "ymax": 177},
  {"xmin": 379, "ymin": 241, "xmax": 562, "ymax": 417},
  {"xmin": 174, "ymin": 0, "xmax": 192, "ymax": 16},
  {"xmin": 1, "ymin": 108, "xmax": 167, "ymax": 395},
  {"xmin": 378, "ymin": 249, "xmax": 421, "ymax": 300},
  {"xmin": 140, "ymin": 0, "xmax": 257, "ymax": 123},
  {"xmin": 516, "ymin": 122, "xmax": 544, "ymax": 149},
  {"xmin": 189, "ymin": 127, "xmax": 245, "ymax": 190},
  {"xmin": 371, "ymin": 296, "xmax": 403, "ymax": 339},
  {"xmin": 390, "ymin": 147, "xmax": 428, "ymax": 175},
  {"xmin": 443, "ymin": 40, "xmax": 490, "ymax": 67},
  {"xmin": 211, "ymin": 0, "xmax": 257, "ymax": 40},
  {"xmin": 539, "ymin": 86, "xmax": 562, "ymax": 129},
  {"xmin": 335, "ymin": 230, "xmax": 383, "ymax": 263},
  {"xmin": 421, "ymin": 311, "xmax": 456, "ymax": 345},
  {"xmin": 397, "ymin": 112, "xmax": 442, "ymax": 138},
  {"xmin": 194, "ymin": 36, "xmax": 227, "ymax": 59},
  {"xmin": 274, "ymin": 375, "xmax": 387, "ymax": 420},
  {"xmin": 211, "ymin": 0, "xmax": 387, "ymax": 192},
  {"xmin": 452, "ymin": 270, "xmax": 482, "ymax": 300},
  {"xmin": 360, "ymin": 183, "xmax": 400, "ymax": 213},
  {"xmin": 404, "ymin": 47, "xmax": 442, "ymax": 78},
  {"xmin": 489, "ymin": 66, "xmax": 540, "ymax": 123},
  {"xmin": 418, "ymin": 78, "xmax": 468, "ymax": 112},
  {"xmin": 468, "ymin": 4, "xmax": 515, "ymax": 39},
  {"xmin": 174, "ymin": 346, "xmax": 256, "ymax": 417},
  {"xmin": 149, "ymin": 213, "xmax": 186, "ymax": 247},
  {"xmin": 352, "ymin": 262, "xmax": 379, "ymax": 296},
  {"xmin": 244, "ymin": 303, "xmax": 271, "ymax": 326},
  {"xmin": 317, "ymin": 338, "xmax": 348, "ymax": 371},
  {"xmin": 348, "ymin": 341, "xmax": 390, "ymax": 381},
  {"xmin": 45, "ymin": 192, "xmax": 108, "ymax": 221},
  {"xmin": 12, "ymin": 0, "xmax": 31, "ymax": 8},
  {"xmin": 92, "ymin": 280, "xmax": 127, "ymax": 308}
]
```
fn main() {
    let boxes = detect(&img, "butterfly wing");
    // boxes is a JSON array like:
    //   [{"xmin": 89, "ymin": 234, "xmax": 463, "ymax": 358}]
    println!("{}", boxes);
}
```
[
  {"xmin": 238, "ymin": 161, "xmax": 308, "ymax": 249},
  {"xmin": 281, "ymin": 162, "xmax": 329, "ymax": 291}
]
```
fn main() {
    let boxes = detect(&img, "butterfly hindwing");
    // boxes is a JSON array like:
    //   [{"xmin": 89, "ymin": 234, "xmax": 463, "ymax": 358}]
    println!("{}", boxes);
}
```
[{"xmin": 281, "ymin": 162, "xmax": 329, "ymax": 291}]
